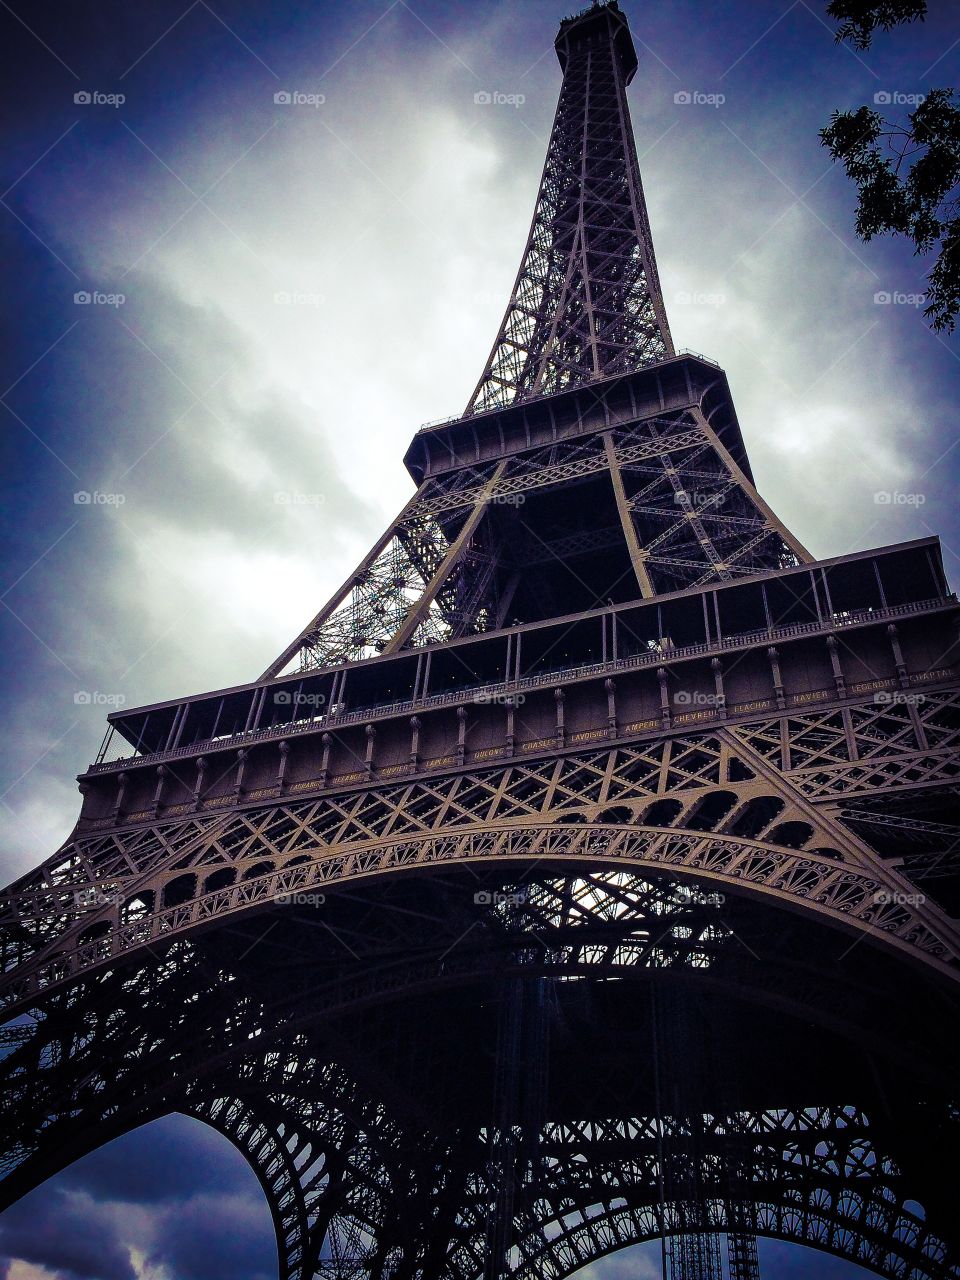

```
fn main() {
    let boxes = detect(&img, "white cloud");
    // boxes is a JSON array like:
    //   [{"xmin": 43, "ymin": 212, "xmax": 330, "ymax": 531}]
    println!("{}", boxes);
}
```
[{"xmin": 6, "ymin": 1264, "xmax": 60, "ymax": 1280}]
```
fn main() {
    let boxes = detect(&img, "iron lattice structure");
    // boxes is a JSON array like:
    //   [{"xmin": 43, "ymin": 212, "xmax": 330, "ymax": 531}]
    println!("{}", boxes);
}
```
[
  {"xmin": 2, "ymin": 5, "xmax": 960, "ymax": 1280},
  {"xmin": 464, "ymin": 1, "xmax": 672, "ymax": 413}
]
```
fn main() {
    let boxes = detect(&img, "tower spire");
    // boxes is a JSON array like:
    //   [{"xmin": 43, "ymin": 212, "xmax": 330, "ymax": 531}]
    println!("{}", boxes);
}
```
[
  {"xmin": 259, "ymin": 2, "xmax": 809, "ymax": 679},
  {"xmin": 465, "ymin": 1, "xmax": 673, "ymax": 416}
]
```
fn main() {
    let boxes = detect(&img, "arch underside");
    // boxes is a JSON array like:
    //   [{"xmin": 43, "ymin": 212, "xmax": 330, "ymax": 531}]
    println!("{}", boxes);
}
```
[
  {"xmin": 4, "ymin": 717, "xmax": 959, "ymax": 1019},
  {"xmin": 45, "ymin": 1088, "xmax": 960, "ymax": 1280},
  {"xmin": 13, "ymin": 1059, "xmax": 956, "ymax": 1280},
  {"xmin": 2, "ymin": 863, "xmax": 959, "ymax": 1280},
  {"xmin": 2, "ymin": 714, "xmax": 958, "ymax": 1280}
]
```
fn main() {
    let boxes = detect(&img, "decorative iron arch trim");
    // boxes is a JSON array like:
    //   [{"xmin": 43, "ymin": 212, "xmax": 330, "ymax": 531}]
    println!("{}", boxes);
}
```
[
  {"xmin": 452, "ymin": 1107, "xmax": 960, "ymax": 1280},
  {"xmin": 4, "ymin": 821, "xmax": 956, "ymax": 1017}
]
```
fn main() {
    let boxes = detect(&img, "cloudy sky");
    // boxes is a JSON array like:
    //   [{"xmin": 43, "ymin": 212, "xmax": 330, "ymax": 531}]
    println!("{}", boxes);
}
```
[{"xmin": 0, "ymin": 0, "xmax": 957, "ymax": 1275}]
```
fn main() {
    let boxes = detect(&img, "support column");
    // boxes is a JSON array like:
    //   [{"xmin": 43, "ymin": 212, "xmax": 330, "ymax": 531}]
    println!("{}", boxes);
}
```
[
  {"xmin": 727, "ymin": 1231, "xmax": 762, "ymax": 1280},
  {"xmin": 383, "ymin": 461, "xmax": 508, "ymax": 654},
  {"xmin": 604, "ymin": 432, "xmax": 655, "ymax": 598},
  {"xmin": 483, "ymin": 974, "xmax": 551, "ymax": 1280}
]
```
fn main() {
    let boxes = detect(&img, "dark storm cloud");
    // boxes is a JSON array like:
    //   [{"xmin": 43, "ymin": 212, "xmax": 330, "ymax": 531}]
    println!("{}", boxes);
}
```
[
  {"xmin": 759, "ymin": 1239, "xmax": 885, "ymax": 1277},
  {"xmin": 0, "ymin": 1189, "xmax": 138, "ymax": 1280},
  {"xmin": 0, "ymin": 1116, "xmax": 278, "ymax": 1280},
  {"xmin": 0, "ymin": 259, "xmax": 377, "ymax": 879},
  {"xmin": 149, "ymin": 1192, "xmax": 277, "ymax": 1280},
  {"xmin": 54, "ymin": 1114, "xmax": 259, "ymax": 1204}
]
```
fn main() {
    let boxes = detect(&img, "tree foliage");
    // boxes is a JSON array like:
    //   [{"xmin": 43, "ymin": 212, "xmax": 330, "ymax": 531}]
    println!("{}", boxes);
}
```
[
  {"xmin": 821, "ymin": 1, "xmax": 959, "ymax": 331},
  {"xmin": 825, "ymin": 0, "xmax": 925, "ymax": 49}
]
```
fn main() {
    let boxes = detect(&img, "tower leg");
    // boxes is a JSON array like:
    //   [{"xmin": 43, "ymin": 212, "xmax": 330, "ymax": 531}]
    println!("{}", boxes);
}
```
[
  {"xmin": 667, "ymin": 1231, "xmax": 723, "ymax": 1280},
  {"xmin": 484, "ymin": 974, "xmax": 551, "ymax": 1280},
  {"xmin": 726, "ymin": 1231, "xmax": 762, "ymax": 1280}
]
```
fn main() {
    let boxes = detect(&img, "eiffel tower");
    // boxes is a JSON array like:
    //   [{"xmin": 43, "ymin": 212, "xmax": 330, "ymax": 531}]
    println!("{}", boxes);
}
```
[{"xmin": 2, "ymin": 4, "xmax": 959, "ymax": 1278}]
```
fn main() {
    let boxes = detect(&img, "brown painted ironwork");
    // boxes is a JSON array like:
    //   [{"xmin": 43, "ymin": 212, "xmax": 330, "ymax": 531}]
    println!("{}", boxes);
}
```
[{"xmin": 2, "ymin": 4, "xmax": 959, "ymax": 1279}]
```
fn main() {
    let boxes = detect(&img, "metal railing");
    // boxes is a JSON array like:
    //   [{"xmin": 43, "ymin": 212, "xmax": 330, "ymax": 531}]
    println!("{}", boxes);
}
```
[
  {"xmin": 89, "ymin": 596, "xmax": 952, "ymax": 774},
  {"xmin": 416, "ymin": 352, "xmax": 721, "ymax": 433}
]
